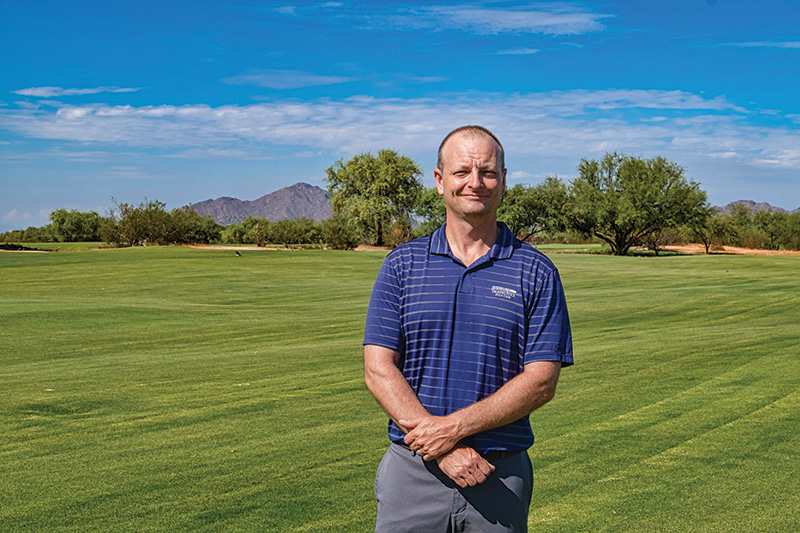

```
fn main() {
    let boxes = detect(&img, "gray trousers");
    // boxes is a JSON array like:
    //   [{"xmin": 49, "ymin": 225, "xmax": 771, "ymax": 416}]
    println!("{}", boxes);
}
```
[{"xmin": 374, "ymin": 443, "xmax": 534, "ymax": 532}]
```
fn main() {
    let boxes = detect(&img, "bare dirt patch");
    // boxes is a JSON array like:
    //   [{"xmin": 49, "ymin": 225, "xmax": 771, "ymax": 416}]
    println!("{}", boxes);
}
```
[
  {"xmin": 186, "ymin": 244, "xmax": 390, "ymax": 252},
  {"xmin": 663, "ymin": 243, "xmax": 800, "ymax": 256},
  {"xmin": 183, "ymin": 245, "xmax": 295, "ymax": 251},
  {"xmin": 354, "ymin": 244, "xmax": 391, "ymax": 252}
]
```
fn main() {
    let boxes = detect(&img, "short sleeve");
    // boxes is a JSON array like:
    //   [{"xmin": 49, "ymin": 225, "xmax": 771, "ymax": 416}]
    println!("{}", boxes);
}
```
[
  {"xmin": 525, "ymin": 269, "xmax": 573, "ymax": 366},
  {"xmin": 363, "ymin": 256, "xmax": 404, "ymax": 352}
]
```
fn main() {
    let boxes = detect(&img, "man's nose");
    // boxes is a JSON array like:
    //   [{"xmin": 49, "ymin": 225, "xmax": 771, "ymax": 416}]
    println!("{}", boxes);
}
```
[{"xmin": 467, "ymin": 168, "xmax": 483, "ymax": 188}]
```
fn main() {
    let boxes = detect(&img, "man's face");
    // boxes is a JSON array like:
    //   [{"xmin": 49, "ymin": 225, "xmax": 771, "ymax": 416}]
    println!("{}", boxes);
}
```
[{"xmin": 434, "ymin": 133, "xmax": 506, "ymax": 223}]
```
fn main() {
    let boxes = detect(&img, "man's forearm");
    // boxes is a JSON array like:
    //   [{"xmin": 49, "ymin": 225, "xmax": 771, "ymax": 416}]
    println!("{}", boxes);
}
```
[
  {"xmin": 402, "ymin": 360, "xmax": 561, "ymax": 458},
  {"xmin": 364, "ymin": 344, "xmax": 429, "ymax": 433},
  {"xmin": 364, "ymin": 344, "xmax": 496, "ymax": 485},
  {"xmin": 449, "ymin": 361, "xmax": 560, "ymax": 437}
]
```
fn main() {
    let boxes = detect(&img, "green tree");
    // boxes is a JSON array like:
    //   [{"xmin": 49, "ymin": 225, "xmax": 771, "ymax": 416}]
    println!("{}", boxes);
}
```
[
  {"xmin": 412, "ymin": 186, "xmax": 446, "ymax": 238},
  {"xmin": 325, "ymin": 150, "xmax": 423, "ymax": 246},
  {"xmin": 105, "ymin": 199, "xmax": 163, "ymax": 246},
  {"xmin": 105, "ymin": 199, "xmax": 220, "ymax": 247},
  {"xmin": 497, "ymin": 177, "xmax": 568, "ymax": 242},
  {"xmin": 249, "ymin": 218, "xmax": 272, "ymax": 247},
  {"xmin": 269, "ymin": 218, "xmax": 322, "ymax": 247},
  {"xmin": 221, "ymin": 217, "xmax": 261, "ymax": 244},
  {"xmin": 220, "ymin": 216, "xmax": 258, "ymax": 244},
  {"xmin": 50, "ymin": 209, "xmax": 103, "ymax": 242},
  {"xmin": 726, "ymin": 203, "xmax": 753, "ymax": 247},
  {"xmin": 383, "ymin": 217, "xmax": 415, "ymax": 248},
  {"xmin": 753, "ymin": 210, "xmax": 788, "ymax": 250},
  {"xmin": 1, "ymin": 225, "xmax": 56, "ymax": 243},
  {"xmin": 321, "ymin": 214, "xmax": 360, "ymax": 250},
  {"xmin": 640, "ymin": 227, "xmax": 682, "ymax": 255},
  {"xmin": 170, "ymin": 208, "xmax": 222, "ymax": 244},
  {"xmin": 567, "ymin": 153, "xmax": 709, "ymax": 256},
  {"xmin": 686, "ymin": 212, "xmax": 735, "ymax": 254},
  {"xmin": 779, "ymin": 213, "xmax": 800, "ymax": 250}
]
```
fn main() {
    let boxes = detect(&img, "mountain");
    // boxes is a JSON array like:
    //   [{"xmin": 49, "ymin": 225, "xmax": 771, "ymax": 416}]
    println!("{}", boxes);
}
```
[
  {"xmin": 189, "ymin": 185, "xmax": 798, "ymax": 227},
  {"xmin": 715, "ymin": 200, "xmax": 800, "ymax": 216},
  {"xmin": 188, "ymin": 183, "xmax": 332, "ymax": 225}
]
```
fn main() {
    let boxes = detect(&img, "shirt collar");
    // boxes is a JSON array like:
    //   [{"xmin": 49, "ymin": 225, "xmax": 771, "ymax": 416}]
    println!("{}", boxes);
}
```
[{"xmin": 429, "ymin": 222, "xmax": 515, "ymax": 261}]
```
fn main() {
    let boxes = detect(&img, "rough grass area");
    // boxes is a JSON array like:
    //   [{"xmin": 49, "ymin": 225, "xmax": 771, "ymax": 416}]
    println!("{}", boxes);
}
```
[{"xmin": 1, "ymin": 248, "xmax": 798, "ymax": 531}]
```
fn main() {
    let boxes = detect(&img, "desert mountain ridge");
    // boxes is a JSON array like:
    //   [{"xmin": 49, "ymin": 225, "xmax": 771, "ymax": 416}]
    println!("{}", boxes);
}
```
[
  {"xmin": 188, "ymin": 182, "xmax": 332, "ymax": 225},
  {"xmin": 714, "ymin": 199, "xmax": 799, "ymax": 216},
  {"xmin": 188, "ymin": 183, "xmax": 799, "ymax": 226}
]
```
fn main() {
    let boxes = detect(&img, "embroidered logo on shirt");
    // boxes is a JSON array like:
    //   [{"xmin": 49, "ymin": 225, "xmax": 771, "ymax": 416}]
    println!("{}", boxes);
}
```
[{"xmin": 491, "ymin": 285, "xmax": 517, "ymax": 299}]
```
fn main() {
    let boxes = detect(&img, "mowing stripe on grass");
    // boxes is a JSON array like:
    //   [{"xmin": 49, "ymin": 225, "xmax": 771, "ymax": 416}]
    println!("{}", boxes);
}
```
[{"xmin": 1, "ymin": 248, "xmax": 798, "ymax": 531}]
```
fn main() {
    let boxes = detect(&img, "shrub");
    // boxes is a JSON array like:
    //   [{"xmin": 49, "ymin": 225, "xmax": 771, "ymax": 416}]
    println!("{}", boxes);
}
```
[{"xmin": 322, "ymin": 215, "xmax": 360, "ymax": 250}]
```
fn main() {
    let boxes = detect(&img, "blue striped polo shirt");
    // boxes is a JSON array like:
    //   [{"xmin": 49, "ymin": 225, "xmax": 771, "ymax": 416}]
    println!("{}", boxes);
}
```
[{"xmin": 364, "ymin": 222, "xmax": 573, "ymax": 453}]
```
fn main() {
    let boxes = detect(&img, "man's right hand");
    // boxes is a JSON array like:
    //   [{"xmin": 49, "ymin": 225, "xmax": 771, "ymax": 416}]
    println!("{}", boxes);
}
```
[{"xmin": 435, "ymin": 443, "xmax": 495, "ymax": 488}]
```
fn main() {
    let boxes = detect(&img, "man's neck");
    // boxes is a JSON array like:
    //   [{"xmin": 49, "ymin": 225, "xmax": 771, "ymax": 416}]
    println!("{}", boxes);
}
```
[{"xmin": 444, "ymin": 216, "xmax": 501, "ymax": 267}]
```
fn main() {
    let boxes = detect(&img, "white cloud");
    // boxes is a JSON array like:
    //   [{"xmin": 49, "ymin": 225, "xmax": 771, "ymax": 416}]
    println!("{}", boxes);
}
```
[
  {"xmin": 394, "ymin": 74, "xmax": 449, "ymax": 84},
  {"xmin": 726, "ymin": 41, "xmax": 800, "ymax": 49},
  {"xmin": 0, "ymin": 90, "xmax": 798, "ymax": 179},
  {"xmin": 223, "ymin": 70, "xmax": 354, "ymax": 89},
  {"xmin": 2, "ymin": 89, "xmax": 799, "ymax": 208},
  {"xmin": 13, "ymin": 86, "xmax": 141, "ymax": 98},
  {"xmin": 48, "ymin": 149, "xmax": 121, "ymax": 163},
  {"xmin": 265, "ymin": 2, "xmax": 609, "ymax": 36},
  {"xmin": 166, "ymin": 148, "xmax": 275, "ymax": 160},
  {"xmin": 2, "ymin": 208, "xmax": 50, "ymax": 224},
  {"xmin": 509, "ymin": 170, "xmax": 540, "ymax": 181},
  {"xmin": 551, "ymin": 89, "xmax": 746, "ymax": 113},
  {"xmin": 707, "ymin": 151, "xmax": 739, "ymax": 159},
  {"xmin": 397, "ymin": 4, "xmax": 611, "ymax": 36},
  {"xmin": 497, "ymin": 48, "xmax": 540, "ymax": 55},
  {"xmin": 2, "ymin": 208, "xmax": 20, "ymax": 220},
  {"xmin": 274, "ymin": 5, "xmax": 297, "ymax": 16},
  {"xmin": 752, "ymin": 148, "xmax": 800, "ymax": 168}
]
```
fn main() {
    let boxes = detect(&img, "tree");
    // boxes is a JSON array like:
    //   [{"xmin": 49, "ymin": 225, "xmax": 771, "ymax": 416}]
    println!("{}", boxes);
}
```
[
  {"xmin": 726, "ymin": 203, "xmax": 754, "ymax": 247},
  {"xmin": 383, "ymin": 217, "xmax": 415, "ymax": 248},
  {"xmin": 249, "ymin": 218, "xmax": 272, "ymax": 247},
  {"xmin": 640, "ymin": 227, "xmax": 681, "ymax": 255},
  {"xmin": 106, "ymin": 199, "xmax": 167, "ymax": 246},
  {"xmin": 325, "ymin": 150, "xmax": 423, "ymax": 246},
  {"xmin": 686, "ymin": 212, "xmax": 735, "ymax": 253},
  {"xmin": 497, "ymin": 177, "xmax": 568, "ymax": 242},
  {"xmin": 567, "ymin": 153, "xmax": 709, "ymax": 256},
  {"xmin": 105, "ymin": 199, "xmax": 221, "ymax": 247},
  {"xmin": 321, "ymin": 214, "xmax": 360, "ymax": 250},
  {"xmin": 412, "ymin": 186, "xmax": 446, "ymax": 238},
  {"xmin": 170, "ymin": 208, "xmax": 222, "ymax": 244},
  {"xmin": 779, "ymin": 213, "xmax": 800, "ymax": 250},
  {"xmin": 269, "ymin": 218, "xmax": 322, "ymax": 247},
  {"xmin": 753, "ymin": 210, "xmax": 788, "ymax": 250},
  {"xmin": 49, "ymin": 209, "xmax": 103, "ymax": 242},
  {"xmin": 220, "ymin": 216, "xmax": 262, "ymax": 244}
]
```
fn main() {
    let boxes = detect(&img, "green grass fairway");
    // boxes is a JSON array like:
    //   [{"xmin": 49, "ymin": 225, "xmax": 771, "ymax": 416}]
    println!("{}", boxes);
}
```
[{"xmin": 2, "ymin": 248, "xmax": 798, "ymax": 531}]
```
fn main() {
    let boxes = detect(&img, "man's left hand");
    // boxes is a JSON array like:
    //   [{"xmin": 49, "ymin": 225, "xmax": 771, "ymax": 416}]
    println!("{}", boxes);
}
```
[{"xmin": 399, "ymin": 415, "xmax": 462, "ymax": 460}]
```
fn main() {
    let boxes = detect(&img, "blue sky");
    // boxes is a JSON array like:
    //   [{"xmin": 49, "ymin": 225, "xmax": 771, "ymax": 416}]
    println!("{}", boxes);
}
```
[{"xmin": 2, "ymin": 0, "xmax": 799, "ymax": 231}]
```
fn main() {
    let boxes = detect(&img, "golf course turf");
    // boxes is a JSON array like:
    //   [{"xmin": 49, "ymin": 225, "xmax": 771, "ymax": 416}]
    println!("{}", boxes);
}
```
[{"xmin": 1, "ymin": 246, "xmax": 798, "ymax": 531}]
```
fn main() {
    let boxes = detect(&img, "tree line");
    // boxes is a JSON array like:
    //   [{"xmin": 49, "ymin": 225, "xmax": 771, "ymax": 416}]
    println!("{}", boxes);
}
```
[
  {"xmin": 325, "ymin": 150, "xmax": 799, "ymax": 255},
  {"xmin": 1, "ymin": 201, "xmax": 223, "ymax": 247},
  {"xmin": 3, "ymin": 151, "xmax": 798, "ymax": 254}
]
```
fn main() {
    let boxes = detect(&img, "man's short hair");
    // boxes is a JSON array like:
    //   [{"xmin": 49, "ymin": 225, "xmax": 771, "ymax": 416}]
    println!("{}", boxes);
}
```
[{"xmin": 437, "ymin": 125, "xmax": 505, "ymax": 171}]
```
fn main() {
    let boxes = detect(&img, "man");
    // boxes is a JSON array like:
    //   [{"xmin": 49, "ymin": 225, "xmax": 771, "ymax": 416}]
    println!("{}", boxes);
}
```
[{"xmin": 364, "ymin": 125, "xmax": 573, "ymax": 532}]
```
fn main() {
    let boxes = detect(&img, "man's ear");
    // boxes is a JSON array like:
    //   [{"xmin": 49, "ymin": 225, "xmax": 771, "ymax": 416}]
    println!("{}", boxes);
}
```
[
  {"xmin": 502, "ymin": 168, "xmax": 507, "ymax": 195},
  {"xmin": 434, "ymin": 168, "xmax": 445, "ymax": 195}
]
